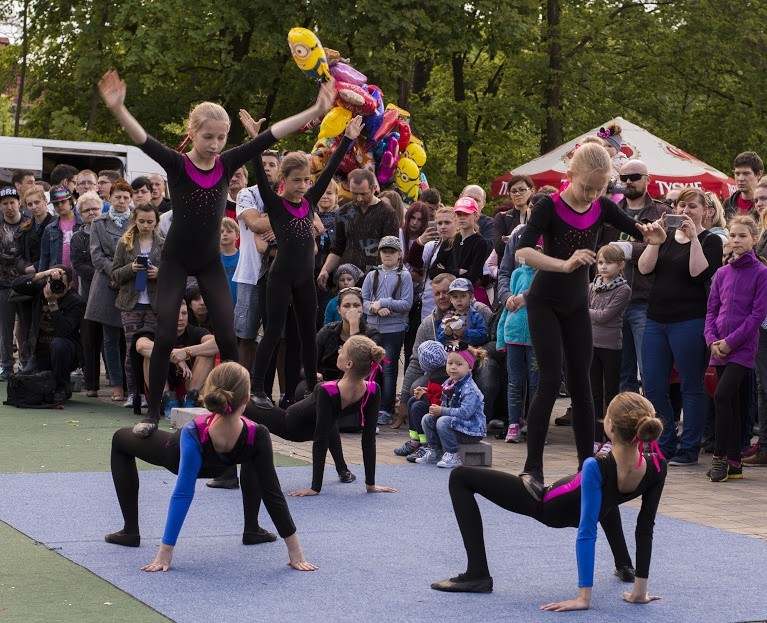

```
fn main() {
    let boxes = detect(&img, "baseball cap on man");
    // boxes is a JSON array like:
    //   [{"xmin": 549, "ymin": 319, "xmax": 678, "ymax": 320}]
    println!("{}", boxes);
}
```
[
  {"xmin": 0, "ymin": 186, "xmax": 19, "ymax": 200},
  {"xmin": 453, "ymin": 197, "xmax": 478, "ymax": 214},
  {"xmin": 378, "ymin": 235, "xmax": 403, "ymax": 252},
  {"xmin": 448, "ymin": 277, "xmax": 474, "ymax": 293},
  {"xmin": 49, "ymin": 185, "xmax": 73, "ymax": 204}
]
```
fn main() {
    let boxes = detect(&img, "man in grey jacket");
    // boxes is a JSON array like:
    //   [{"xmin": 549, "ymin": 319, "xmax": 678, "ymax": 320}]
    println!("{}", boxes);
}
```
[{"xmin": 395, "ymin": 272, "xmax": 499, "ymax": 426}]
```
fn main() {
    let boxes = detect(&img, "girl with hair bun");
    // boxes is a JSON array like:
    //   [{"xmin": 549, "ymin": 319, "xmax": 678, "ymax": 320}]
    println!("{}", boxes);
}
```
[
  {"xmin": 106, "ymin": 361, "xmax": 316, "ymax": 573},
  {"xmin": 247, "ymin": 335, "xmax": 397, "ymax": 496},
  {"xmin": 433, "ymin": 392, "xmax": 667, "ymax": 613}
]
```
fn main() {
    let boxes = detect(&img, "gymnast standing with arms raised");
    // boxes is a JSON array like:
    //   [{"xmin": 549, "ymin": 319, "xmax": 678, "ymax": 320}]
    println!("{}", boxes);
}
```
[
  {"xmin": 98, "ymin": 71, "xmax": 341, "ymax": 435},
  {"xmin": 237, "ymin": 108, "xmax": 363, "ymax": 409}
]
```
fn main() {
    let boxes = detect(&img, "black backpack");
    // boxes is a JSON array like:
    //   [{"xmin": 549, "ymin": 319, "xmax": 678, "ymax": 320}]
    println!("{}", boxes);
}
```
[{"xmin": 4, "ymin": 370, "xmax": 59, "ymax": 408}]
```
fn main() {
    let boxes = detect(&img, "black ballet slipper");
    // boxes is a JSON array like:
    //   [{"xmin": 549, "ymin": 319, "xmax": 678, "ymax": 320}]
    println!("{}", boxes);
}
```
[
  {"xmin": 614, "ymin": 565, "xmax": 636, "ymax": 582},
  {"xmin": 242, "ymin": 527, "xmax": 278, "ymax": 545},
  {"xmin": 520, "ymin": 472, "xmax": 545, "ymax": 502},
  {"xmin": 338, "ymin": 470, "xmax": 356, "ymax": 483},
  {"xmin": 250, "ymin": 392, "xmax": 274, "ymax": 409},
  {"xmin": 431, "ymin": 573, "xmax": 493, "ymax": 593},
  {"xmin": 105, "ymin": 531, "xmax": 140, "ymax": 547}
]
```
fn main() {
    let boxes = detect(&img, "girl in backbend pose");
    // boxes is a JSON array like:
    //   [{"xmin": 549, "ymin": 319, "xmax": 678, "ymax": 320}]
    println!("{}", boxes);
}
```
[
  {"xmin": 238, "ymin": 109, "xmax": 363, "ymax": 409},
  {"xmin": 247, "ymin": 335, "xmax": 397, "ymax": 497},
  {"xmin": 514, "ymin": 143, "xmax": 656, "ymax": 488},
  {"xmin": 98, "ymin": 70, "xmax": 339, "ymax": 435},
  {"xmin": 433, "ymin": 392, "xmax": 666, "ymax": 613},
  {"xmin": 106, "ymin": 362, "xmax": 316, "ymax": 573}
]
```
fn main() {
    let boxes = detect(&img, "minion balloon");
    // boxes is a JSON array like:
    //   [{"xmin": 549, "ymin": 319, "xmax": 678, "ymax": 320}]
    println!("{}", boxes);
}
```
[
  {"xmin": 288, "ymin": 28, "xmax": 331, "ymax": 82},
  {"xmin": 395, "ymin": 157, "xmax": 420, "ymax": 202}
]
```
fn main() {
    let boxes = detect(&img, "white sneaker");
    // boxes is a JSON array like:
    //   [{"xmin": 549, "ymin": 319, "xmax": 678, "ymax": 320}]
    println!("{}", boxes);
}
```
[
  {"xmin": 415, "ymin": 448, "xmax": 442, "ymax": 464},
  {"xmin": 437, "ymin": 452, "xmax": 462, "ymax": 469},
  {"xmin": 123, "ymin": 394, "xmax": 134, "ymax": 408},
  {"xmin": 596, "ymin": 441, "xmax": 612, "ymax": 457}
]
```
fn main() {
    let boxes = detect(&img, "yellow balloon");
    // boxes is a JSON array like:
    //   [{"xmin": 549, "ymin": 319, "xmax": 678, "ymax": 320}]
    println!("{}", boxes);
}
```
[
  {"xmin": 318, "ymin": 107, "xmax": 352, "ymax": 140},
  {"xmin": 404, "ymin": 141, "xmax": 426, "ymax": 168},
  {"xmin": 395, "ymin": 157, "xmax": 420, "ymax": 202},
  {"xmin": 288, "ymin": 27, "xmax": 331, "ymax": 81}
]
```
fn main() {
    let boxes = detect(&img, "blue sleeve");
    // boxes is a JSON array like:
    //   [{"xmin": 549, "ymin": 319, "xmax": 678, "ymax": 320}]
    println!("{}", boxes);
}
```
[
  {"xmin": 362, "ymin": 271, "xmax": 375, "ymax": 315},
  {"xmin": 463, "ymin": 308, "xmax": 488, "ymax": 345},
  {"xmin": 576, "ymin": 458, "xmax": 603, "ymax": 588},
  {"xmin": 496, "ymin": 239, "xmax": 516, "ymax": 305},
  {"xmin": 162, "ymin": 427, "xmax": 203, "ymax": 546},
  {"xmin": 435, "ymin": 318, "xmax": 447, "ymax": 344},
  {"xmin": 324, "ymin": 296, "xmax": 340, "ymax": 325},
  {"xmin": 443, "ymin": 389, "xmax": 482, "ymax": 421}
]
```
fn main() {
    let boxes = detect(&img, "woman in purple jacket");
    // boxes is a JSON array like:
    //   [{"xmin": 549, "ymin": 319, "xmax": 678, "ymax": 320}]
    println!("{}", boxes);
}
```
[{"xmin": 705, "ymin": 215, "xmax": 767, "ymax": 482}]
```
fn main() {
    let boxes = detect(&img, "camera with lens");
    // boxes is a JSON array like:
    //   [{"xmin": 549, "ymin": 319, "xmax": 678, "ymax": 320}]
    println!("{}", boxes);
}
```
[{"xmin": 48, "ymin": 276, "xmax": 66, "ymax": 294}]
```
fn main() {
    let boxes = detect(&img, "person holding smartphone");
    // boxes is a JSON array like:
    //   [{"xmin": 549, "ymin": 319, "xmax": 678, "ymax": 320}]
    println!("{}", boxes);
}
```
[
  {"xmin": 112, "ymin": 203, "xmax": 164, "ymax": 408},
  {"xmin": 638, "ymin": 187, "xmax": 723, "ymax": 465}
]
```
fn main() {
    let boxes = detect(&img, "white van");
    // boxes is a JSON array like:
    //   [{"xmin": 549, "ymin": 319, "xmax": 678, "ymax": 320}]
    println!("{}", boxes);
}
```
[{"xmin": 0, "ymin": 136, "xmax": 167, "ymax": 184}]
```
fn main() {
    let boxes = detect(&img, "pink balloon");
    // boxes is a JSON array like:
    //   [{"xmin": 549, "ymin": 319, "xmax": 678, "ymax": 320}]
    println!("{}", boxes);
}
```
[{"xmin": 329, "ymin": 62, "xmax": 367, "ymax": 87}]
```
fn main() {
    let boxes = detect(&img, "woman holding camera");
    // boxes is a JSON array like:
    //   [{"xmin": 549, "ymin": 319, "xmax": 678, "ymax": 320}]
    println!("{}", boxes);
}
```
[
  {"xmin": 112, "ymin": 203, "xmax": 164, "ymax": 407},
  {"xmin": 638, "ymin": 187, "xmax": 723, "ymax": 465}
]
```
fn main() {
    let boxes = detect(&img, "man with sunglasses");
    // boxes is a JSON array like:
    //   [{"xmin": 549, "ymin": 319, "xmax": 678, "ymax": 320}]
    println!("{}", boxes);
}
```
[{"xmin": 596, "ymin": 160, "xmax": 669, "ymax": 394}]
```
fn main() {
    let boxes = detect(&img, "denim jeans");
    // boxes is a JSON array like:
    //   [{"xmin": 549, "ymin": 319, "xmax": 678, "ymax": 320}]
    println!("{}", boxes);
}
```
[
  {"xmin": 102, "ymin": 324, "xmax": 124, "ymax": 390},
  {"xmin": 379, "ymin": 331, "xmax": 404, "ymax": 412},
  {"xmin": 505, "ymin": 344, "xmax": 538, "ymax": 425},
  {"xmin": 422, "ymin": 414, "xmax": 482, "ymax": 453},
  {"xmin": 642, "ymin": 317, "xmax": 708, "ymax": 459},
  {"xmin": 620, "ymin": 301, "xmax": 648, "ymax": 393},
  {"xmin": 407, "ymin": 396, "xmax": 430, "ymax": 435},
  {"xmin": 756, "ymin": 327, "xmax": 767, "ymax": 446}
]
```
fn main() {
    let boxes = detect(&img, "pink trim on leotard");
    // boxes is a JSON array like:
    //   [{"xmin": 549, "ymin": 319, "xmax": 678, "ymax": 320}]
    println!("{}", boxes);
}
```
[
  {"xmin": 542, "ymin": 471, "xmax": 582, "ymax": 503},
  {"xmin": 282, "ymin": 197, "xmax": 310, "ymax": 219},
  {"xmin": 182, "ymin": 154, "xmax": 224, "ymax": 189},
  {"xmin": 552, "ymin": 194, "xmax": 601, "ymax": 230}
]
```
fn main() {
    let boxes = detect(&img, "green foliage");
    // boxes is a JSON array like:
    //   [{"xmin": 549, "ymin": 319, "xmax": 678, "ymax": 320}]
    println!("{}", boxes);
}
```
[{"xmin": 3, "ymin": 0, "xmax": 766, "ymax": 196}]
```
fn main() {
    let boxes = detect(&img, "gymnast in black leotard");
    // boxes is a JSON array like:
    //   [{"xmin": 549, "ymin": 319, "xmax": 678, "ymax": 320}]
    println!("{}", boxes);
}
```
[
  {"xmin": 98, "ymin": 71, "xmax": 340, "ymax": 435},
  {"xmin": 514, "ymin": 143, "xmax": 657, "ymax": 485},
  {"xmin": 239, "ymin": 110, "xmax": 364, "ymax": 409},
  {"xmin": 105, "ymin": 362, "xmax": 317, "ymax": 573},
  {"xmin": 433, "ymin": 392, "xmax": 666, "ymax": 612},
  {"xmin": 247, "ymin": 335, "xmax": 397, "ymax": 496}
]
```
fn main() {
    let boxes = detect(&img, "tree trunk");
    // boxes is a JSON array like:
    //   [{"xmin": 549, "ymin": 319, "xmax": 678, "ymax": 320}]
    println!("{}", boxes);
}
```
[
  {"xmin": 542, "ymin": 0, "xmax": 563, "ymax": 153},
  {"xmin": 452, "ymin": 52, "xmax": 470, "ymax": 181},
  {"xmin": 86, "ymin": 0, "xmax": 109, "ymax": 135}
]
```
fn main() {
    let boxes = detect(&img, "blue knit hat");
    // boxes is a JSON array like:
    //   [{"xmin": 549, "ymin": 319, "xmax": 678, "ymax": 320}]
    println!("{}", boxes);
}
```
[{"xmin": 418, "ymin": 340, "xmax": 447, "ymax": 373}]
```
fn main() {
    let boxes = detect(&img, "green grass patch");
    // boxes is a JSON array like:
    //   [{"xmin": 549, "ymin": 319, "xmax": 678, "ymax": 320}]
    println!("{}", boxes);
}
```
[{"xmin": 0, "ymin": 521, "xmax": 171, "ymax": 623}]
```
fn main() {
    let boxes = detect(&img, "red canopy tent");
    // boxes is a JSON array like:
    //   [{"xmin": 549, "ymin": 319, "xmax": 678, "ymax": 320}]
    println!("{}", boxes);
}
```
[{"xmin": 492, "ymin": 117, "xmax": 736, "ymax": 200}]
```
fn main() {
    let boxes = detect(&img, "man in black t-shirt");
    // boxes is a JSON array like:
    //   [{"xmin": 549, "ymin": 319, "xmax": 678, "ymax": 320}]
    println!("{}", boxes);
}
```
[{"xmin": 133, "ymin": 300, "xmax": 218, "ymax": 405}]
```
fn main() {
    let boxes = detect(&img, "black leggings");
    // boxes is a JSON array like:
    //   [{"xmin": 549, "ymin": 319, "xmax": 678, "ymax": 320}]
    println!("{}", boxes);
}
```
[
  {"xmin": 591, "ymin": 347, "xmax": 622, "ymax": 440},
  {"xmin": 714, "ymin": 363, "xmax": 750, "ymax": 461},
  {"xmin": 146, "ymin": 256, "xmax": 238, "ymax": 420},
  {"xmin": 448, "ymin": 466, "xmax": 631, "ymax": 579},
  {"xmin": 252, "ymin": 272, "xmax": 318, "ymax": 397},
  {"xmin": 525, "ymin": 295, "xmax": 595, "ymax": 480},
  {"xmin": 109, "ymin": 425, "xmax": 295, "ymax": 537},
  {"xmin": 245, "ymin": 402, "xmax": 350, "ymax": 475}
]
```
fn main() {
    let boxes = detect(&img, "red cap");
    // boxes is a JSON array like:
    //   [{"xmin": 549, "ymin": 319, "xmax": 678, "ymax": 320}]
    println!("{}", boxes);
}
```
[{"xmin": 453, "ymin": 197, "xmax": 478, "ymax": 214}]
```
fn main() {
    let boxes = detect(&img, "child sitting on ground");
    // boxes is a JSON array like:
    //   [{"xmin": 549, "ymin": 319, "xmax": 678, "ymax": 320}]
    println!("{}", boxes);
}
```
[
  {"xmin": 436, "ymin": 278, "xmax": 487, "ymax": 346},
  {"xmin": 496, "ymin": 262, "xmax": 538, "ymax": 443},
  {"xmin": 393, "ymin": 340, "xmax": 449, "ymax": 460},
  {"xmin": 416, "ymin": 341, "xmax": 487, "ymax": 469},
  {"xmin": 323, "ymin": 263, "xmax": 364, "ymax": 325}
]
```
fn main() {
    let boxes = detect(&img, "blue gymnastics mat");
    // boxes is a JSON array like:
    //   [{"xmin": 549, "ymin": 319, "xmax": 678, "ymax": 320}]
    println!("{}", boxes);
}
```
[{"xmin": 0, "ymin": 465, "xmax": 765, "ymax": 623}]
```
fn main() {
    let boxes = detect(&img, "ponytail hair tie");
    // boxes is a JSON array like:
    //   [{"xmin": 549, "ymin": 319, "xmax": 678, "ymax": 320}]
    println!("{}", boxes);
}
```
[
  {"xmin": 360, "ymin": 357, "xmax": 389, "ymax": 425},
  {"xmin": 633, "ymin": 435, "xmax": 664, "ymax": 472},
  {"xmin": 176, "ymin": 135, "xmax": 191, "ymax": 153},
  {"xmin": 226, "ymin": 405, "xmax": 232, "ymax": 415}
]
